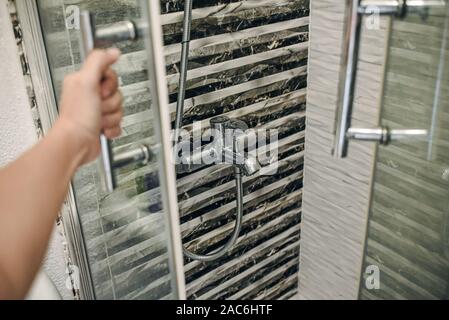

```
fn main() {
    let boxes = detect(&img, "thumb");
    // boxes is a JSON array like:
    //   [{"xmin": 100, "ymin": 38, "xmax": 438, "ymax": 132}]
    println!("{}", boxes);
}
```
[{"xmin": 82, "ymin": 48, "xmax": 121, "ymax": 83}]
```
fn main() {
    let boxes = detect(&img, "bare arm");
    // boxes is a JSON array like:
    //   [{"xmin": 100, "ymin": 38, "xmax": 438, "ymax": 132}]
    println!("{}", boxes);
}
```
[{"xmin": 0, "ymin": 49, "xmax": 123, "ymax": 299}]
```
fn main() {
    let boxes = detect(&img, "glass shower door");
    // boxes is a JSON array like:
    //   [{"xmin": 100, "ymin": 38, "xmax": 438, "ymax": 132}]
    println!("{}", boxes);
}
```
[
  {"xmin": 360, "ymin": 3, "xmax": 449, "ymax": 299},
  {"xmin": 36, "ymin": 0, "xmax": 185, "ymax": 299}
]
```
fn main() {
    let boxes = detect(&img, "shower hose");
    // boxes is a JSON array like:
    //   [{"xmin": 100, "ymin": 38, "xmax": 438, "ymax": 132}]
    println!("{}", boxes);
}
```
[{"xmin": 175, "ymin": 0, "xmax": 244, "ymax": 262}]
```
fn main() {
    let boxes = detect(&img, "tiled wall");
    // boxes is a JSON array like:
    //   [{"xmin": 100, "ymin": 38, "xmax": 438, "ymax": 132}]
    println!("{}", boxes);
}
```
[
  {"xmin": 299, "ymin": 0, "xmax": 388, "ymax": 299},
  {"xmin": 37, "ymin": 0, "xmax": 309, "ymax": 300},
  {"xmin": 166, "ymin": 0, "xmax": 308, "ymax": 300}
]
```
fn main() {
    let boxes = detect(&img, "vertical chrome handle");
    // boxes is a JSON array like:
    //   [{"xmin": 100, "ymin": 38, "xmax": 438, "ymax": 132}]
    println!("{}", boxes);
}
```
[
  {"xmin": 77, "ymin": 12, "xmax": 155, "ymax": 192},
  {"xmin": 333, "ymin": 0, "xmax": 446, "ymax": 158},
  {"xmin": 79, "ymin": 11, "xmax": 117, "ymax": 192},
  {"xmin": 334, "ymin": 0, "xmax": 362, "ymax": 158}
]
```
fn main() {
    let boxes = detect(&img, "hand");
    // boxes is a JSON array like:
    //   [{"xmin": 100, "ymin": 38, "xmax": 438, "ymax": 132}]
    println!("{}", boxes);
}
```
[{"xmin": 58, "ymin": 48, "xmax": 123, "ymax": 167}]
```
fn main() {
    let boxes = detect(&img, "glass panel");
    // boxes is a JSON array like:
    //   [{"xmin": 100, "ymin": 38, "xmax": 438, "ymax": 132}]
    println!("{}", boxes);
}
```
[
  {"xmin": 36, "ymin": 0, "xmax": 309, "ymax": 300},
  {"xmin": 37, "ymin": 0, "xmax": 178, "ymax": 300},
  {"xmin": 361, "ymin": 5, "xmax": 449, "ymax": 299}
]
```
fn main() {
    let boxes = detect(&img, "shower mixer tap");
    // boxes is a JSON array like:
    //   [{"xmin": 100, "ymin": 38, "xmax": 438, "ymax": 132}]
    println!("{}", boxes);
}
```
[
  {"xmin": 178, "ymin": 116, "xmax": 262, "ymax": 177},
  {"xmin": 210, "ymin": 116, "xmax": 261, "ymax": 177}
]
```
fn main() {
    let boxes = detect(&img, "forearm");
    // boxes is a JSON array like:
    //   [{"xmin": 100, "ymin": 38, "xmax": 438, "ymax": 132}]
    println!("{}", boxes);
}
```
[
  {"xmin": 0, "ymin": 120, "xmax": 85, "ymax": 299},
  {"xmin": 0, "ymin": 49, "xmax": 121, "ymax": 300}
]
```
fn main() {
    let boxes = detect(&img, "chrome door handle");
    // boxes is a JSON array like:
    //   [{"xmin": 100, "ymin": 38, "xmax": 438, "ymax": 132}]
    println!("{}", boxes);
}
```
[
  {"xmin": 79, "ymin": 11, "xmax": 153, "ymax": 192},
  {"xmin": 334, "ymin": 0, "xmax": 445, "ymax": 158}
]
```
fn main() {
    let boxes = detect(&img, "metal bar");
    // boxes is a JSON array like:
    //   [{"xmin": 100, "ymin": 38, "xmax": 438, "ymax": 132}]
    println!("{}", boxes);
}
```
[
  {"xmin": 113, "ymin": 145, "xmax": 152, "ymax": 169},
  {"xmin": 427, "ymin": 1, "xmax": 449, "ymax": 160},
  {"xmin": 359, "ymin": 0, "xmax": 404, "ymax": 15},
  {"xmin": 389, "ymin": 129, "xmax": 428, "ymax": 141},
  {"xmin": 359, "ymin": 0, "xmax": 447, "ymax": 15},
  {"xmin": 347, "ymin": 127, "xmax": 428, "ymax": 144},
  {"xmin": 347, "ymin": 127, "xmax": 388, "ymax": 143},
  {"xmin": 79, "ymin": 11, "xmax": 117, "ymax": 193},
  {"xmin": 174, "ymin": 0, "xmax": 194, "ymax": 135},
  {"xmin": 95, "ymin": 21, "xmax": 138, "ymax": 46},
  {"xmin": 139, "ymin": 0, "xmax": 187, "ymax": 300},
  {"xmin": 334, "ymin": 0, "xmax": 362, "ymax": 158}
]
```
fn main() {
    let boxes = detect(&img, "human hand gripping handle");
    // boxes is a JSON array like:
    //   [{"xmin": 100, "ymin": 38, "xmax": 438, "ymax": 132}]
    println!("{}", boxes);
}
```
[
  {"xmin": 57, "ymin": 48, "xmax": 123, "ymax": 168},
  {"xmin": 0, "ymin": 49, "xmax": 123, "ymax": 300}
]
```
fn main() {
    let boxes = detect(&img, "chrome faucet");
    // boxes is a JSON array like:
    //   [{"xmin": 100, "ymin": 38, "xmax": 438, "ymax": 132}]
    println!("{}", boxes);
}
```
[
  {"xmin": 210, "ymin": 116, "xmax": 261, "ymax": 177},
  {"xmin": 179, "ymin": 116, "xmax": 262, "ymax": 177}
]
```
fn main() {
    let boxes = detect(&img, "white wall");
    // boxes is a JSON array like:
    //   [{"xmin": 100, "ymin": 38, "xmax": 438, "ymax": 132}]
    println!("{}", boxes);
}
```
[
  {"xmin": 0, "ymin": 0, "xmax": 71, "ymax": 300},
  {"xmin": 0, "ymin": 0, "xmax": 37, "ymax": 159}
]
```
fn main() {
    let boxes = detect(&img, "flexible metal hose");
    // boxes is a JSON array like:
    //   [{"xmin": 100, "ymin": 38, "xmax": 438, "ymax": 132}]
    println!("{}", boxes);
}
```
[
  {"xmin": 183, "ymin": 168, "xmax": 244, "ymax": 262},
  {"xmin": 176, "ymin": 0, "xmax": 244, "ymax": 262},
  {"xmin": 175, "ymin": 0, "xmax": 193, "ymax": 135}
]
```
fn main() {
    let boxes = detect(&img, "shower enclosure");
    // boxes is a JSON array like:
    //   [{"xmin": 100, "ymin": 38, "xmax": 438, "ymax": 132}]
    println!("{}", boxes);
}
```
[
  {"xmin": 358, "ymin": 1, "xmax": 449, "ymax": 299},
  {"xmin": 17, "ymin": 0, "xmax": 309, "ymax": 299},
  {"xmin": 11, "ymin": 0, "xmax": 449, "ymax": 300},
  {"xmin": 333, "ymin": 0, "xmax": 449, "ymax": 299},
  {"xmin": 33, "ymin": 0, "xmax": 186, "ymax": 299}
]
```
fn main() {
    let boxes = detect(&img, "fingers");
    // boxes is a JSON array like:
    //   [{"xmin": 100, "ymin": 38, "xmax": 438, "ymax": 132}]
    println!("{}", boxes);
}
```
[
  {"xmin": 101, "ymin": 69, "xmax": 119, "ymax": 99},
  {"xmin": 101, "ymin": 91, "xmax": 123, "ymax": 139},
  {"xmin": 79, "ymin": 48, "xmax": 123, "ymax": 140},
  {"xmin": 82, "ymin": 48, "xmax": 121, "ymax": 83},
  {"xmin": 101, "ymin": 87, "xmax": 122, "ymax": 115},
  {"xmin": 102, "ymin": 111, "xmax": 123, "ymax": 139},
  {"xmin": 102, "ymin": 110, "xmax": 123, "ymax": 128},
  {"xmin": 104, "ymin": 127, "xmax": 122, "ymax": 139},
  {"xmin": 100, "ymin": 83, "xmax": 123, "ymax": 139}
]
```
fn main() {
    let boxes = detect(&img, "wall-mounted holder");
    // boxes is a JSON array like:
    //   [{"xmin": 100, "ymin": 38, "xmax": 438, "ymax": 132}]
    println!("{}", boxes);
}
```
[{"xmin": 334, "ymin": 0, "xmax": 446, "ymax": 158}]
